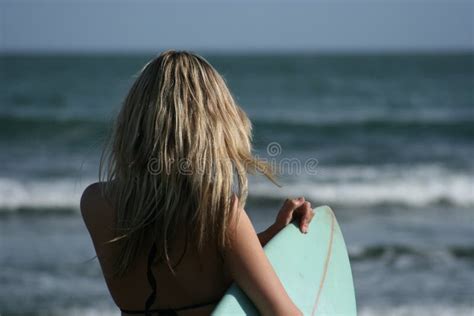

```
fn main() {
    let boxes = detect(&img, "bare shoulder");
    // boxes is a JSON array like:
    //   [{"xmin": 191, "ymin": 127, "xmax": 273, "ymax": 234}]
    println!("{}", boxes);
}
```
[
  {"xmin": 80, "ymin": 182, "xmax": 114, "ymax": 233},
  {"xmin": 227, "ymin": 195, "xmax": 245, "ymax": 228}
]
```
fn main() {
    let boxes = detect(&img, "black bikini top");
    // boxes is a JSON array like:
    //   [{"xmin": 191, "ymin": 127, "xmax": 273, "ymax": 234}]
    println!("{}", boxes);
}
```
[{"xmin": 119, "ymin": 243, "xmax": 220, "ymax": 316}]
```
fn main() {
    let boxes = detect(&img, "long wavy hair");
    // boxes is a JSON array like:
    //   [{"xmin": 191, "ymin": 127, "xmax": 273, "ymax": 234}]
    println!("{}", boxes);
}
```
[{"xmin": 99, "ymin": 50, "xmax": 275, "ymax": 277}]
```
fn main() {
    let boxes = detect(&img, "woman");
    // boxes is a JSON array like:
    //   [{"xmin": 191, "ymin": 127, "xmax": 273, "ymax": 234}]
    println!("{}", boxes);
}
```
[{"xmin": 81, "ymin": 50, "xmax": 314, "ymax": 316}]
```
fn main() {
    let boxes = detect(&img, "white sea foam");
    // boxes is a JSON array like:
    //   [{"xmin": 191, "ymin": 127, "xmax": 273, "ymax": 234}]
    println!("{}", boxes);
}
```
[
  {"xmin": 0, "ymin": 165, "xmax": 472, "ymax": 212},
  {"xmin": 250, "ymin": 164, "xmax": 474, "ymax": 208},
  {"xmin": 0, "ymin": 177, "xmax": 91, "ymax": 212}
]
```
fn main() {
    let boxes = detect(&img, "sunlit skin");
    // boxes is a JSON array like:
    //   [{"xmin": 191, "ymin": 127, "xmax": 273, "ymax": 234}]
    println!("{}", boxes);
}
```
[{"xmin": 81, "ymin": 183, "xmax": 314, "ymax": 316}]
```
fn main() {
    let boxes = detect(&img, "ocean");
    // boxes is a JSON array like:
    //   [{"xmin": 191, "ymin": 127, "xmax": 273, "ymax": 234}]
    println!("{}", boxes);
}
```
[{"xmin": 0, "ymin": 53, "xmax": 473, "ymax": 315}]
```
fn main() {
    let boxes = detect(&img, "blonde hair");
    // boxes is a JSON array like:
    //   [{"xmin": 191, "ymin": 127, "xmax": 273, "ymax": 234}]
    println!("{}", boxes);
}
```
[{"xmin": 99, "ymin": 50, "xmax": 275, "ymax": 277}]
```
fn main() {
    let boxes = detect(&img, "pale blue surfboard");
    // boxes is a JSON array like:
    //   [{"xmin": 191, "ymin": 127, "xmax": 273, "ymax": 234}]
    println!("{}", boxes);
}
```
[{"xmin": 213, "ymin": 205, "xmax": 356, "ymax": 316}]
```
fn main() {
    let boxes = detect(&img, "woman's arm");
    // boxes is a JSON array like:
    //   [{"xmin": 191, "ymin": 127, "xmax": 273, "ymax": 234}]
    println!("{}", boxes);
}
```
[
  {"xmin": 257, "ymin": 224, "xmax": 280, "ymax": 247},
  {"xmin": 223, "ymin": 203, "xmax": 303, "ymax": 316}
]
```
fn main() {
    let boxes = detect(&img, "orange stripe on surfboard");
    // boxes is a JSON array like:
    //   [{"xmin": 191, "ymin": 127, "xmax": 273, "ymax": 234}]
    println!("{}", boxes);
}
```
[{"xmin": 311, "ymin": 210, "xmax": 335, "ymax": 316}]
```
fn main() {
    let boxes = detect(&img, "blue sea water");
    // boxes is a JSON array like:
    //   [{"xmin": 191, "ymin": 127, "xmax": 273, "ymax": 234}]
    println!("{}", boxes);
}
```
[{"xmin": 0, "ymin": 53, "xmax": 473, "ymax": 315}]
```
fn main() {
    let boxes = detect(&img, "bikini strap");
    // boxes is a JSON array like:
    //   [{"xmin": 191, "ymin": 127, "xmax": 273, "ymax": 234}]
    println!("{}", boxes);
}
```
[
  {"xmin": 144, "ymin": 243, "xmax": 158, "ymax": 316},
  {"xmin": 120, "ymin": 241, "xmax": 217, "ymax": 316}
]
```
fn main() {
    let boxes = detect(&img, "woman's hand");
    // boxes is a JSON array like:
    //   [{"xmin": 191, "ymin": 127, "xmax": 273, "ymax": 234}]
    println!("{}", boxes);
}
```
[
  {"xmin": 258, "ymin": 197, "xmax": 315, "ymax": 246},
  {"xmin": 274, "ymin": 197, "xmax": 314, "ymax": 234}
]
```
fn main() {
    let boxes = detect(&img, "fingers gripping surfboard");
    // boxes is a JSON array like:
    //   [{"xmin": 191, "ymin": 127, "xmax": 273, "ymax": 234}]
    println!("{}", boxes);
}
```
[{"xmin": 213, "ymin": 206, "xmax": 357, "ymax": 315}]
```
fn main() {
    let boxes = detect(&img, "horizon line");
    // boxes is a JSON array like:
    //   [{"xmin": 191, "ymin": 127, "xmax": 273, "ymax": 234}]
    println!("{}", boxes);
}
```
[{"xmin": 1, "ymin": 47, "xmax": 473, "ymax": 57}]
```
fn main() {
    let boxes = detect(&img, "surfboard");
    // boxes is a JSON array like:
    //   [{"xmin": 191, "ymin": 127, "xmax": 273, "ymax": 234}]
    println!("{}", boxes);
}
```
[{"xmin": 212, "ymin": 205, "xmax": 356, "ymax": 315}]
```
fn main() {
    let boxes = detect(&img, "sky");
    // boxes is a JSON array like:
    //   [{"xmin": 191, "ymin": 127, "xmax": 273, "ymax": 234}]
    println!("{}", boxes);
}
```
[{"xmin": 1, "ymin": 0, "xmax": 473, "ymax": 53}]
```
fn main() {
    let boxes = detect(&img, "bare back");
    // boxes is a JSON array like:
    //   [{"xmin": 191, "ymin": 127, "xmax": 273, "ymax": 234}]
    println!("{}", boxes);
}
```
[{"xmin": 81, "ymin": 182, "xmax": 233, "ymax": 316}]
